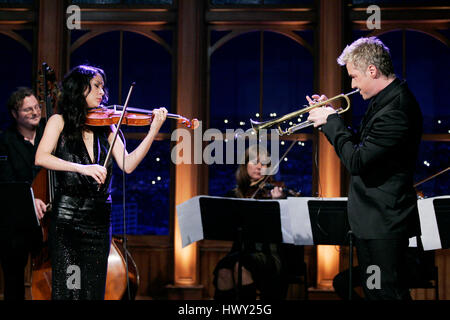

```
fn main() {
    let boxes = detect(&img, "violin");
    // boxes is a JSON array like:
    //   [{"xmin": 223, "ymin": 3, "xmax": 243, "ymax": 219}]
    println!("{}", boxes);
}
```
[
  {"xmin": 247, "ymin": 177, "xmax": 301, "ymax": 199},
  {"xmin": 261, "ymin": 182, "xmax": 302, "ymax": 198},
  {"xmin": 86, "ymin": 105, "xmax": 199, "ymax": 129}
]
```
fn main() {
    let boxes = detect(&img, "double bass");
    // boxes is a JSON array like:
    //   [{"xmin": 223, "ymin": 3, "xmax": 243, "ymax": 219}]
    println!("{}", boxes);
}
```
[{"xmin": 30, "ymin": 63, "xmax": 139, "ymax": 300}]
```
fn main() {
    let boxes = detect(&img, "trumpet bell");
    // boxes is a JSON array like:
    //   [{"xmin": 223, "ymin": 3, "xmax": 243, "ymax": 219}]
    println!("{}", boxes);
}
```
[
  {"xmin": 250, "ymin": 118, "xmax": 268, "ymax": 130},
  {"xmin": 249, "ymin": 89, "xmax": 360, "ymax": 136},
  {"xmin": 251, "ymin": 118, "xmax": 285, "ymax": 135}
]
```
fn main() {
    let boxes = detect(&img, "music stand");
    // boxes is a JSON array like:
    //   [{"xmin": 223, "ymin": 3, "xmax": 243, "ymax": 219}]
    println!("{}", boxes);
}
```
[
  {"xmin": 307, "ymin": 200, "xmax": 350, "ymax": 245},
  {"xmin": 433, "ymin": 198, "xmax": 450, "ymax": 249},
  {"xmin": 198, "ymin": 196, "xmax": 283, "ymax": 300},
  {"xmin": 307, "ymin": 200, "xmax": 353, "ymax": 299},
  {"xmin": 0, "ymin": 182, "xmax": 40, "ymax": 231}
]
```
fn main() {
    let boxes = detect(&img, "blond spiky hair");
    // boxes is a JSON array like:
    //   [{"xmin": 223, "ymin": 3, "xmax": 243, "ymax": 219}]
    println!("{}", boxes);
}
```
[{"xmin": 337, "ymin": 37, "xmax": 395, "ymax": 77}]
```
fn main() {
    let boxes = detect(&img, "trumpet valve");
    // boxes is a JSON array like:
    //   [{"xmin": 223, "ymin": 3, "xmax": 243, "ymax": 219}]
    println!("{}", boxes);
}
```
[{"xmin": 277, "ymin": 127, "xmax": 285, "ymax": 136}]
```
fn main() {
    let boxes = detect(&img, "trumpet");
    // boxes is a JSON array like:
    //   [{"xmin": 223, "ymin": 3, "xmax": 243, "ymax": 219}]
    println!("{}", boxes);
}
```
[{"xmin": 250, "ymin": 89, "xmax": 360, "ymax": 136}]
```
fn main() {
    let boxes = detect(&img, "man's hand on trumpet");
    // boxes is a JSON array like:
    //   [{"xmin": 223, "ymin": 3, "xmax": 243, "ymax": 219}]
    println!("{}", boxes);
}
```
[{"xmin": 306, "ymin": 94, "xmax": 337, "ymax": 128}]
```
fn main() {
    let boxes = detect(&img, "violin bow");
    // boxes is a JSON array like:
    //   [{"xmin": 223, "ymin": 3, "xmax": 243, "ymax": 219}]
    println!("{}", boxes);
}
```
[
  {"xmin": 414, "ymin": 166, "xmax": 449, "ymax": 188},
  {"xmin": 100, "ymin": 83, "xmax": 135, "ymax": 300},
  {"xmin": 102, "ymin": 82, "xmax": 135, "ymax": 168}
]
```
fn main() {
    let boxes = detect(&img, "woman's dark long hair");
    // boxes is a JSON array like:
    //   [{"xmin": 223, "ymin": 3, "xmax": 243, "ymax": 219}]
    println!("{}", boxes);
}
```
[
  {"xmin": 235, "ymin": 145, "xmax": 271, "ymax": 198},
  {"xmin": 59, "ymin": 65, "xmax": 108, "ymax": 141}
]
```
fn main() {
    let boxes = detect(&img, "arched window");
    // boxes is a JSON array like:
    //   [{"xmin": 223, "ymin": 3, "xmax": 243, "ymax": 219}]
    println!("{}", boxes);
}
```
[
  {"xmin": 209, "ymin": 30, "xmax": 314, "ymax": 197},
  {"xmin": 0, "ymin": 31, "xmax": 33, "ymax": 130}
]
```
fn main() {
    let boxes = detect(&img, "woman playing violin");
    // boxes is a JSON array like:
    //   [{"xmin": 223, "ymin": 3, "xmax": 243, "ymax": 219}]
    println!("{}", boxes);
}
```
[
  {"xmin": 213, "ymin": 145, "xmax": 290, "ymax": 301},
  {"xmin": 35, "ymin": 65, "xmax": 167, "ymax": 300},
  {"xmin": 234, "ymin": 148, "xmax": 284, "ymax": 200}
]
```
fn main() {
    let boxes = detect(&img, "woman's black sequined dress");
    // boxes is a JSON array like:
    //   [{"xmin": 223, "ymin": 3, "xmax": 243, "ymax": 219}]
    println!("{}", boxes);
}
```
[{"xmin": 50, "ymin": 128, "xmax": 113, "ymax": 300}]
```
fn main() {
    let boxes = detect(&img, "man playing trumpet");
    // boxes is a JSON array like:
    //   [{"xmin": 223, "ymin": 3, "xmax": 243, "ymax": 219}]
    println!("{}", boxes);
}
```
[{"xmin": 307, "ymin": 37, "xmax": 423, "ymax": 300}]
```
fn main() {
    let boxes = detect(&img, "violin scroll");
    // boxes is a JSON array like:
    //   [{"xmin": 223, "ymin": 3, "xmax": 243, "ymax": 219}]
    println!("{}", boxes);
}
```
[{"xmin": 178, "ymin": 116, "xmax": 199, "ymax": 129}]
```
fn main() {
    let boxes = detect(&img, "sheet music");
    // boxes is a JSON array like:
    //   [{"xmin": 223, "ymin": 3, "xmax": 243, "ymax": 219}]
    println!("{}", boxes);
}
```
[
  {"xmin": 177, "ymin": 195, "xmax": 450, "ymax": 251},
  {"xmin": 286, "ymin": 197, "xmax": 349, "ymax": 245},
  {"xmin": 417, "ymin": 195, "xmax": 450, "ymax": 251},
  {"xmin": 176, "ymin": 195, "xmax": 204, "ymax": 248},
  {"xmin": 177, "ymin": 195, "xmax": 295, "ymax": 248},
  {"xmin": 284, "ymin": 197, "xmax": 313, "ymax": 245},
  {"xmin": 277, "ymin": 199, "xmax": 295, "ymax": 244},
  {"xmin": 177, "ymin": 195, "xmax": 351, "ymax": 247},
  {"xmin": 408, "ymin": 237, "xmax": 417, "ymax": 247}
]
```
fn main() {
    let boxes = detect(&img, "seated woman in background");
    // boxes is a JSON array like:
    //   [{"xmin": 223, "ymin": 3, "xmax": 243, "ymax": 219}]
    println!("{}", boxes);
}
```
[{"xmin": 213, "ymin": 145, "xmax": 289, "ymax": 301}]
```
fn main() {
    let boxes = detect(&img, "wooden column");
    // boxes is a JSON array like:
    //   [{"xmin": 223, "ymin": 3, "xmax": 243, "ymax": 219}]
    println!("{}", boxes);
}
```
[
  {"xmin": 167, "ymin": 0, "xmax": 207, "ymax": 299},
  {"xmin": 315, "ymin": 0, "xmax": 344, "ymax": 289},
  {"xmin": 36, "ymin": 0, "xmax": 66, "ymax": 82}
]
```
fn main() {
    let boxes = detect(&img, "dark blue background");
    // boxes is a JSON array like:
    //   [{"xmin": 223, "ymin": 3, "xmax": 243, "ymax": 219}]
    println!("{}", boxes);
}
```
[{"xmin": 0, "ymin": 11, "xmax": 448, "ymax": 235}]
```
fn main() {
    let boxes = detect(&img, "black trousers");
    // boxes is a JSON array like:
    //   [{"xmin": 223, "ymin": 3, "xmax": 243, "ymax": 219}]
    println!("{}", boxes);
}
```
[
  {"xmin": 0, "ymin": 234, "xmax": 30, "ymax": 300},
  {"xmin": 354, "ymin": 237, "xmax": 411, "ymax": 300}
]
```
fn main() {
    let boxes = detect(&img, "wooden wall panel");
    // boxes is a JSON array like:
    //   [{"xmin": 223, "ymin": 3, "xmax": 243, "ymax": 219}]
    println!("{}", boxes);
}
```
[
  {"xmin": 411, "ymin": 249, "xmax": 450, "ymax": 300},
  {"xmin": 1, "ymin": 239, "xmax": 449, "ymax": 300},
  {"xmin": 126, "ymin": 235, "xmax": 173, "ymax": 299},
  {"xmin": 304, "ymin": 246, "xmax": 317, "ymax": 289}
]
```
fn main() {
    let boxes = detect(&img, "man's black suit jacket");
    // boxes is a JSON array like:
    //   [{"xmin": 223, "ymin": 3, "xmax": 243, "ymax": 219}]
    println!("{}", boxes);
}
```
[
  {"xmin": 322, "ymin": 79, "xmax": 423, "ymax": 239},
  {"xmin": 0, "ymin": 119, "xmax": 45, "ymax": 234}
]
